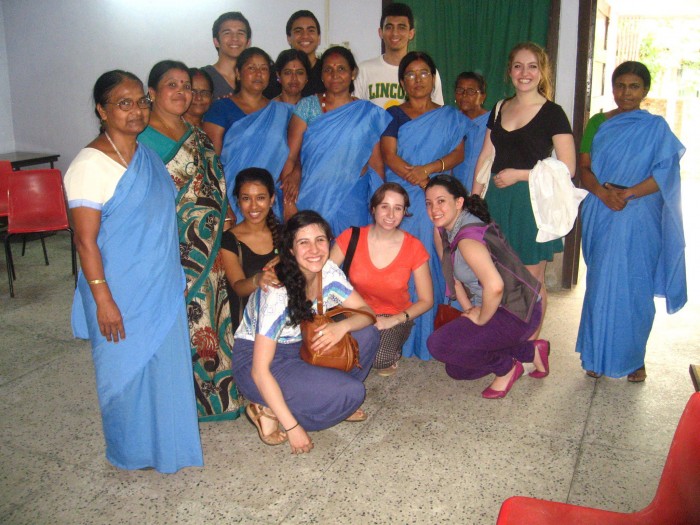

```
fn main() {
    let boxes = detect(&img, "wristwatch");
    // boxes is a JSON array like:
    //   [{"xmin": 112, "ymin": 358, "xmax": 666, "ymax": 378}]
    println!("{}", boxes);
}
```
[{"xmin": 403, "ymin": 311, "xmax": 410, "ymax": 322}]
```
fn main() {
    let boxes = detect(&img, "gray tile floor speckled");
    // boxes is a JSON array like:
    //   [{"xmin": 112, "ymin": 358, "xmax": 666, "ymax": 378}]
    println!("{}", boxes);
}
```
[{"xmin": 1, "ymin": 178, "xmax": 698, "ymax": 524}]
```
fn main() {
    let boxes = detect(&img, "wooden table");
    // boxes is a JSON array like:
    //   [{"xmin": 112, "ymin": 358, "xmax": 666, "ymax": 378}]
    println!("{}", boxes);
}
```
[{"xmin": 0, "ymin": 151, "xmax": 60, "ymax": 169}]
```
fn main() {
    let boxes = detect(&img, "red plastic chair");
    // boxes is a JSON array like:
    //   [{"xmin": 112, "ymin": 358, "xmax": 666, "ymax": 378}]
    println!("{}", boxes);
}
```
[
  {"xmin": 0, "ymin": 160, "xmax": 12, "ymax": 220},
  {"xmin": 3, "ymin": 169, "xmax": 77, "ymax": 297},
  {"xmin": 496, "ymin": 392, "xmax": 700, "ymax": 524}
]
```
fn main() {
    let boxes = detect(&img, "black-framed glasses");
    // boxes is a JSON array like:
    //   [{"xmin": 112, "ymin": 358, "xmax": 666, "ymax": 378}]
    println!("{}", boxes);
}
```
[
  {"xmin": 105, "ymin": 96, "xmax": 152, "ymax": 111},
  {"xmin": 455, "ymin": 88, "xmax": 481, "ymax": 96},
  {"xmin": 191, "ymin": 89, "xmax": 213, "ymax": 99}
]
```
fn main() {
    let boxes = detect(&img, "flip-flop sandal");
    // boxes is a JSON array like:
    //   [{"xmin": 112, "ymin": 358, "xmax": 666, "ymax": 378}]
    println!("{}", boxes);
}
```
[{"xmin": 345, "ymin": 408, "xmax": 368, "ymax": 422}]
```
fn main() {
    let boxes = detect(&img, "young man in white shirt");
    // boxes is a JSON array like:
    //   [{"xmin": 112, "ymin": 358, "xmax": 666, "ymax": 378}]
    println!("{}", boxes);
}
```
[{"xmin": 354, "ymin": 3, "xmax": 444, "ymax": 109}]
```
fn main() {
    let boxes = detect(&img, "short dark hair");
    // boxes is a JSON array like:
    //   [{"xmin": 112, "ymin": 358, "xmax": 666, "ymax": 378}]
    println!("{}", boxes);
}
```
[
  {"xmin": 398, "ymin": 51, "xmax": 437, "ymax": 83},
  {"xmin": 233, "ymin": 47, "xmax": 273, "ymax": 93},
  {"xmin": 380, "ymin": 3, "xmax": 414, "ymax": 29},
  {"xmin": 93, "ymin": 70, "xmax": 142, "ymax": 126},
  {"xmin": 286, "ymin": 10, "xmax": 321, "ymax": 37},
  {"xmin": 320, "ymin": 46, "xmax": 358, "ymax": 93},
  {"xmin": 370, "ymin": 182, "xmax": 413, "ymax": 218},
  {"xmin": 188, "ymin": 67, "xmax": 213, "ymax": 92},
  {"xmin": 612, "ymin": 61, "xmax": 652, "ymax": 89},
  {"xmin": 212, "ymin": 12, "xmax": 251, "ymax": 49},
  {"xmin": 455, "ymin": 71, "xmax": 487, "ymax": 94},
  {"xmin": 275, "ymin": 49, "xmax": 312, "ymax": 78},
  {"xmin": 147, "ymin": 60, "xmax": 190, "ymax": 90}
]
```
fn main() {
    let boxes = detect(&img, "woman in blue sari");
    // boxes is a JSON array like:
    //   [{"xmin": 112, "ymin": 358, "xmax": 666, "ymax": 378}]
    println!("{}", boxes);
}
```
[
  {"xmin": 203, "ymin": 47, "xmax": 292, "ymax": 221},
  {"xmin": 282, "ymin": 46, "xmax": 391, "ymax": 232},
  {"xmin": 452, "ymin": 72, "xmax": 489, "ymax": 192},
  {"xmin": 65, "ymin": 70, "xmax": 202, "ymax": 473},
  {"xmin": 380, "ymin": 51, "xmax": 471, "ymax": 360},
  {"xmin": 576, "ymin": 61, "xmax": 686, "ymax": 381},
  {"xmin": 140, "ymin": 61, "xmax": 243, "ymax": 421}
]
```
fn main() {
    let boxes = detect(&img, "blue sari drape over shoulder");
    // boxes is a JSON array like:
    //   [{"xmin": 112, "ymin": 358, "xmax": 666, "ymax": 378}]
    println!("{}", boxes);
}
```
[
  {"xmin": 72, "ymin": 145, "xmax": 203, "ymax": 473},
  {"xmin": 220, "ymin": 101, "xmax": 292, "ymax": 221},
  {"xmin": 453, "ymin": 111, "xmax": 488, "ymax": 192},
  {"xmin": 576, "ymin": 110, "xmax": 686, "ymax": 377},
  {"xmin": 296, "ymin": 99, "xmax": 391, "ymax": 236},
  {"xmin": 385, "ymin": 106, "xmax": 471, "ymax": 360}
]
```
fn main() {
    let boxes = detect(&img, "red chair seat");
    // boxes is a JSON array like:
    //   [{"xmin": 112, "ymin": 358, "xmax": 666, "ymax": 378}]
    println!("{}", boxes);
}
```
[{"xmin": 496, "ymin": 392, "xmax": 700, "ymax": 524}]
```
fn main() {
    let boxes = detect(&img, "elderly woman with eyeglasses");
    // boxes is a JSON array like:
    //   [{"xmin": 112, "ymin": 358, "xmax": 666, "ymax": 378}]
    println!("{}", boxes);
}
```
[
  {"xmin": 139, "ymin": 60, "xmax": 243, "ymax": 422},
  {"xmin": 380, "ymin": 51, "xmax": 471, "ymax": 362},
  {"xmin": 453, "ymin": 72, "xmax": 490, "ymax": 191},
  {"xmin": 64, "ymin": 70, "xmax": 203, "ymax": 472},
  {"xmin": 183, "ymin": 67, "xmax": 215, "ymax": 130}
]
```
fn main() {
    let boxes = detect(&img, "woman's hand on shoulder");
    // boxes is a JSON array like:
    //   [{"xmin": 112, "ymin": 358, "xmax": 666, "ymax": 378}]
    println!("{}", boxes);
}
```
[{"xmin": 288, "ymin": 425, "xmax": 314, "ymax": 455}]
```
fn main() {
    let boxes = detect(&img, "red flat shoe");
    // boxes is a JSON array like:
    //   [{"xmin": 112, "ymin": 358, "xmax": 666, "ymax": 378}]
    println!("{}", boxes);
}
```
[
  {"xmin": 482, "ymin": 361, "xmax": 524, "ymax": 399},
  {"xmin": 529, "ymin": 340, "xmax": 550, "ymax": 379}
]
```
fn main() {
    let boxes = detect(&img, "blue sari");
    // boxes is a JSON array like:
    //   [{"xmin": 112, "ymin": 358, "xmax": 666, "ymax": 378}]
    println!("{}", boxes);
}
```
[
  {"xmin": 297, "ymin": 99, "xmax": 391, "ymax": 236},
  {"xmin": 576, "ymin": 110, "xmax": 686, "ymax": 377},
  {"xmin": 385, "ymin": 105, "xmax": 471, "ymax": 360},
  {"xmin": 453, "ymin": 111, "xmax": 489, "ymax": 192},
  {"xmin": 220, "ymin": 101, "xmax": 292, "ymax": 221},
  {"xmin": 71, "ymin": 145, "xmax": 203, "ymax": 473}
]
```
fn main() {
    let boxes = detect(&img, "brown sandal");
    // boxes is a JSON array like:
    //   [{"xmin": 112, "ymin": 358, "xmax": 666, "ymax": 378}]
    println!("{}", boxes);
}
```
[
  {"xmin": 345, "ymin": 408, "xmax": 368, "ymax": 422},
  {"xmin": 586, "ymin": 370, "xmax": 602, "ymax": 378},
  {"xmin": 246, "ymin": 403, "xmax": 288, "ymax": 445},
  {"xmin": 627, "ymin": 366, "xmax": 647, "ymax": 383}
]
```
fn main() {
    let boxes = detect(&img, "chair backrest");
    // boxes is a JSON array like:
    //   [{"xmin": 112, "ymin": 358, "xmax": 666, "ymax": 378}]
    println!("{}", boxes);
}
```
[
  {"xmin": 643, "ymin": 391, "xmax": 700, "ymax": 522},
  {"xmin": 7, "ymin": 169, "xmax": 70, "ymax": 234},
  {"xmin": 0, "ymin": 160, "xmax": 12, "ymax": 217}
]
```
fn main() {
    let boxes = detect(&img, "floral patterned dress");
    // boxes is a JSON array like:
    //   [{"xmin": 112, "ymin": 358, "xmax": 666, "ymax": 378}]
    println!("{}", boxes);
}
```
[{"xmin": 140, "ymin": 123, "xmax": 244, "ymax": 421}]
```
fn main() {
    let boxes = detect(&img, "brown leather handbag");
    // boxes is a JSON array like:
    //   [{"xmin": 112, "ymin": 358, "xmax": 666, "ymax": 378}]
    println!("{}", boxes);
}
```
[{"xmin": 300, "ymin": 276, "xmax": 376, "ymax": 372}]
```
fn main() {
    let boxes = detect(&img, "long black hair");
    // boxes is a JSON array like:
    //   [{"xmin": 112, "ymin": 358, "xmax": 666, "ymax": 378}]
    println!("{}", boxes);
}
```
[
  {"xmin": 275, "ymin": 210, "xmax": 333, "ymax": 327},
  {"xmin": 425, "ymin": 174, "xmax": 491, "ymax": 223},
  {"xmin": 233, "ymin": 167, "xmax": 281, "ymax": 250}
]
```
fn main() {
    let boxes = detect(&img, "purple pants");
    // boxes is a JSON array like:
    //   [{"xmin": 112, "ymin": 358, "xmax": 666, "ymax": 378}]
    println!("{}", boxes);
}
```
[
  {"xmin": 427, "ymin": 303, "xmax": 542, "ymax": 379},
  {"xmin": 232, "ymin": 325, "xmax": 379, "ymax": 431}
]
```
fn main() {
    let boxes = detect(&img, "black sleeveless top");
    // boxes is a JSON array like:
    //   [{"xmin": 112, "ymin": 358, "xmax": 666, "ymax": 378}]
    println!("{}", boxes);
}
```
[{"xmin": 220, "ymin": 230, "xmax": 276, "ymax": 333}]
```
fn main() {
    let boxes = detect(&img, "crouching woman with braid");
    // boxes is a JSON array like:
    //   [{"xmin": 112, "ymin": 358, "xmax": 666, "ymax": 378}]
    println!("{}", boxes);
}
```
[{"xmin": 231, "ymin": 211, "xmax": 379, "ymax": 453}]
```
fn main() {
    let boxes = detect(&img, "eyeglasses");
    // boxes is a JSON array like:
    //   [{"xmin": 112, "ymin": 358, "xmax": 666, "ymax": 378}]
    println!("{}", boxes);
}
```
[
  {"xmin": 404, "ymin": 70, "xmax": 432, "ymax": 81},
  {"xmin": 105, "ymin": 96, "xmax": 152, "ymax": 111},
  {"xmin": 191, "ymin": 89, "xmax": 213, "ymax": 99},
  {"xmin": 455, "ymin": 88, "xmax": 481, "ymax": 96}
]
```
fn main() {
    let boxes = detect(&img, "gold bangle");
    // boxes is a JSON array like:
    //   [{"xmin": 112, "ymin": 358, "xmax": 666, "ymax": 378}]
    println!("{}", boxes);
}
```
[
  {"xmin": 87, "ymin": 279, "xmax": 107, "ymax": 285},
  {"xmin": 439, "ymin": 158, "xmax": 445, "ymax": 172}
]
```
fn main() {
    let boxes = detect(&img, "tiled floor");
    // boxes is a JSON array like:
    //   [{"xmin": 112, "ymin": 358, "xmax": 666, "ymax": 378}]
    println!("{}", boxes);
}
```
[{"xmin": 1, "ymin": 181, "xmax": 698, "ymax": 523}]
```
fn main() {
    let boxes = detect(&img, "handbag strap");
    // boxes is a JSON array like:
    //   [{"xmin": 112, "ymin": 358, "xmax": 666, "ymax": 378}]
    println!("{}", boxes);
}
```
[
  {"xmin": 235, "ymin": 235, "xmax": 245, "ymax": 324},
  {"xmin": 342, "ymin": 226, "xmax": 360, "ymax": 275},
  {"xmin": 327, "ymin": 306, "xmax": 377, "ymax": 325},
  {"xmin": 314, "ymin": 274, "xmax": 324, "ymax": 315}
]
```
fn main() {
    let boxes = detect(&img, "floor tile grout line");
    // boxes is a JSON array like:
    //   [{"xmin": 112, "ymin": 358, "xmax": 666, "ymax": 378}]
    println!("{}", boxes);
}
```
[{"xmin": 565, "ymin": 378, "xmax": 598, "ymax": 504}]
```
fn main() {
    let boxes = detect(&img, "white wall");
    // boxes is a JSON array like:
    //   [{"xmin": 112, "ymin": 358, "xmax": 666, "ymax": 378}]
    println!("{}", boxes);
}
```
[
  {"xmin": 555, "ymin": 0, "xmax": 579, "ymax": 122},
  {"xmin": 0, "ymin": 2, "xmax": 15, "ymax": 152},
  {"xmin": 1, "ymin": 0, "xmax": 381, "ymax": 169}
]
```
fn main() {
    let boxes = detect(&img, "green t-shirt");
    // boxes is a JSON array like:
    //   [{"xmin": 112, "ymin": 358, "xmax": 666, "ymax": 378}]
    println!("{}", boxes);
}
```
[{"xmin": 580, "ymin": 112, "xmax": 607, "ymax": 154}]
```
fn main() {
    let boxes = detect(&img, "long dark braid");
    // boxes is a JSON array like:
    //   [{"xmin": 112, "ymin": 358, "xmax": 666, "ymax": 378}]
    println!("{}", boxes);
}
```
[
  {"xmin": 276, "ymin": 210, "xmax": 333, "ymax": 327},
  {"xmin": 425, "ymin": 174, "xmax": 491, "ymax": 223},
  {"xmin": 266, "ymin": 212, "xmax": 282, "ymax": 252}
]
